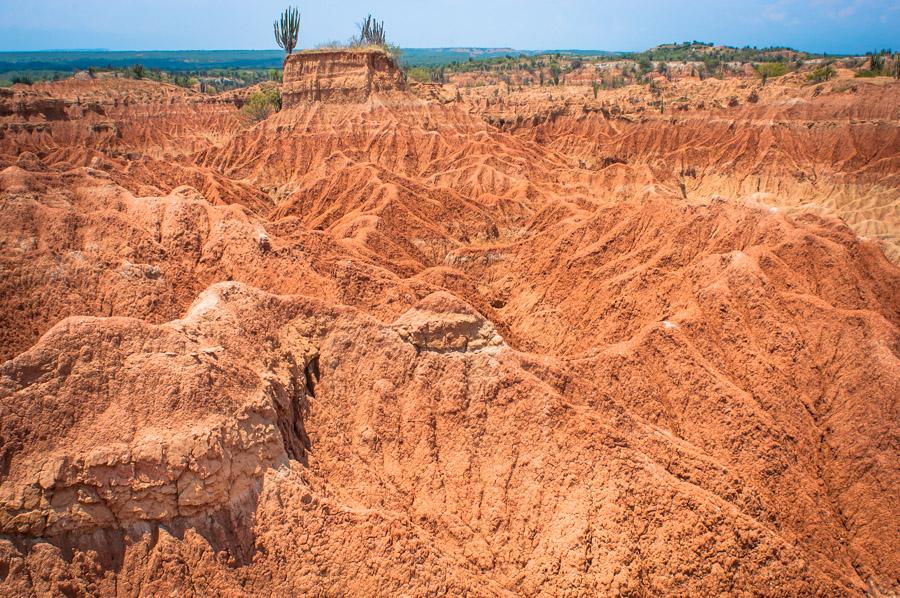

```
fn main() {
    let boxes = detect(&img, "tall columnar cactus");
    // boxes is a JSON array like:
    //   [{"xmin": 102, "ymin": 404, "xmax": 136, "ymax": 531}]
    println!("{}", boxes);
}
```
[
  {"xmin": 274, "ymin": 7, "xmax": 300, "ymax": 56},
  {"xmin": 355, "ymin": 14, "xmax": 386, "ymax": 47}
]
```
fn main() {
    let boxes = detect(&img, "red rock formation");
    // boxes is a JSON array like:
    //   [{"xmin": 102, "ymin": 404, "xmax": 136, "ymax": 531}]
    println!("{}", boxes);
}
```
[
  {"xmin": 281, "ymin": 48, "xmax": 407, "ymax": 107},
  {"xmin": 0, "ymin": 67, "xmax": 898, "ymax": 596}
]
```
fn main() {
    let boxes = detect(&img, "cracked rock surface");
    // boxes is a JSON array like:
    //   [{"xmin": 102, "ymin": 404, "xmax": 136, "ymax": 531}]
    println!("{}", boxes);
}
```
[{"xmin": 0, "ymin": 70, "xmax": 898, "ymax": 596}]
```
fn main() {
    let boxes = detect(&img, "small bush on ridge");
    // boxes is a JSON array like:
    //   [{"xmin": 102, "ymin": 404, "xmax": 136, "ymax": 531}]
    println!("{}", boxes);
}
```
[{"xmin": 242, "ymin": 87, "xmax": 282, "ymax": 122}]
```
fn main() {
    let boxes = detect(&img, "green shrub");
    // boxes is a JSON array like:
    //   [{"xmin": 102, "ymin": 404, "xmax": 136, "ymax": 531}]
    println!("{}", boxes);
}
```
[
  {"xmin": 549, "ymin": 63, "xmax": 561, "ymax": 85},
  {"xmin": 241, "ymin": 87, "xmax": 282, "ymax": 122},
  {"xmin": 755, "ymin": 63, "xmax": 788, "ymax": 78},
  {"xmin": 406, "ymin": 67, "xmax": 432, "ymax": 83},
  {"xmin": 855, "ymin": 70, "xmax": 877, "ymax": 78},
  {"xmin": 807, "ymin": 65, "xmax": 836, "ymax": 83},
  {"xmin": 10, "ymin": 76, "xmax": 33, "ymax": 85}
]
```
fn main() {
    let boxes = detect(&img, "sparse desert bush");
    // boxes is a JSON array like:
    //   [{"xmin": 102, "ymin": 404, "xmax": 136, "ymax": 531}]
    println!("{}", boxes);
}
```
[
  {"xmin": 131, "ymin": 64, "xmax": 145, "ymax": 79},
  {"xmin": 755, "ymin": 62, "xmax": 788, "ymax": 79},
  {"xmin": 406, "ymin": 65, "xmax": 445, "ymax": 83},
  {"xmin": 242, "ymin": 87, "xmax": 282, "ymax": 122},
  {"xmin": 601, "ymin": 75, "xmax": 626, "ymax": 89},
  {"xmin": 807, "ymin": 65, "xmax": 836, "ymax": 83},
  {"xmin": 549, "ymin": 63, "xmax": 561, "ymax": 85},
  {"xmin": 10, "ymin": 76, "xmax": 34, "ymax": 85},
  {"xmin": 405, "ymin": 67, "xmax": 432, "ymax": 83},
  {"xmin": 832, "ymin": 80, "xmax": 857, "ymax": 93},
  {"xmin": 386, "ymin": 44, "xmax": 404, "ymax": 61}
]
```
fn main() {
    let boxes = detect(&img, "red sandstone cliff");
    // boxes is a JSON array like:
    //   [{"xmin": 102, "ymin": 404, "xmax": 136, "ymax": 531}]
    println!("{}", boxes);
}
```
[{"xmin": 281, "ymin": 48, "xmax": 407, "ymax": 107}]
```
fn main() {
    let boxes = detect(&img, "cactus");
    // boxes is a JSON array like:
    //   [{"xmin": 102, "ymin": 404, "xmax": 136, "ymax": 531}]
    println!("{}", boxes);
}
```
[
  {"xmin": 355, "ymin": 14, "xmax": 386, "ymax": 47},
  {"xmin": 274, "ymin": 6, "xmax": 300, "ymax": 55}
]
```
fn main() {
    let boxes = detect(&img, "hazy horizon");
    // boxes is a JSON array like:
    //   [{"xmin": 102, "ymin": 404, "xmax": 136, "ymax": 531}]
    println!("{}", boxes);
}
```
[{"xmin": 1, "ymin": 0, "xmax": 898, "ymax": 54}]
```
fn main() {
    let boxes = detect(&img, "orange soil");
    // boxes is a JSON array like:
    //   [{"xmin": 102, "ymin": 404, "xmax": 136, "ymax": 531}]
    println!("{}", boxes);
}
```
[{"xmin": 0, "ymin": 70, "xmax": 898, "ymax": 596}]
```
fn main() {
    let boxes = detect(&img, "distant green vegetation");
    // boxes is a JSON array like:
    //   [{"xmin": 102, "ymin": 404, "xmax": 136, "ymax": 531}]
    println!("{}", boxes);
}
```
[
  {"xmin": 0, "ymin": 70, "xmax": 69, "ymax": 86},
  {"xmin": 0, "ymin": 50, "xmax": 287, "ymax": 73},
  {"xmin": 0, "ymin": 49, "xmax": 609, "ymax": 83},
  {"xmin": 619, "ymin": 42, "xmax": 829, "ymax": 83},
  {"xmin": 400, "ymin": 42, "xmax": 845, "ymax": 88},
  {"xmin": 0, "ymin": 61, "xmax": 283, "ymax": 92},
  {"xmin": 0, "ymin": 50, "xmax": 290, "ymax": 88},
  {"xmin": 398, "ymin": 48, "xmax": 611, "ymax": 67},
  {"xmin": 404, "ymin": 51, "xmax": 618, "ymax": 87},
  {"xmin": 0, "ymin": 43, "xmax": 880, "ymax": 90},
  {"xmin": 623, "ymin": 41, "xmax": 826, "ymax": 64}
]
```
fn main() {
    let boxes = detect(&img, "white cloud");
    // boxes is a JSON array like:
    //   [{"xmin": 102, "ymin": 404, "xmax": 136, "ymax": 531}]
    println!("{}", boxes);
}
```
[{"xmin": 762, "ymin": 2, "xmax": 789, "ymax": 21}]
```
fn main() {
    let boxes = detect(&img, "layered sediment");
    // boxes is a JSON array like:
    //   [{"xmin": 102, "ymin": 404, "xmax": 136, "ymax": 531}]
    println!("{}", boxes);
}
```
[
  {"xmin": 281, "ymin": 48, "xmax": 407, "ymax": 107},
  {"xmin": 0, "ymin": 58, "xmax": 898, "ymax": 596}
]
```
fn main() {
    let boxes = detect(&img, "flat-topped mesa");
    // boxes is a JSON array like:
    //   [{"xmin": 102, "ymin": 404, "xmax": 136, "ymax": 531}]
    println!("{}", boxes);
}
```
[{"xmin": 281, "ymin": 47, "xmax": 408, "ymax": 107}]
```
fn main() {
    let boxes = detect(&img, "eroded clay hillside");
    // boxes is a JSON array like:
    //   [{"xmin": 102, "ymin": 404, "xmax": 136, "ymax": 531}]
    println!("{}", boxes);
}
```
[{"xmin": 0, "ymin": 54, "xmax": 898, "ymax": 596}]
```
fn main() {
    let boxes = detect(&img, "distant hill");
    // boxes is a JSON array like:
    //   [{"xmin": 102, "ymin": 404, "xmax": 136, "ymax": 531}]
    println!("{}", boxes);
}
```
[
  {"xmin": 0, "ymin": 44, "xmax": 844, "ymax": 84},
  {"xmin": 625, "ymin": 41, "xmax": 833, "ymax": 62},
  {"xmin": 0, "ymin": 48, "xmax": 621, "ymax": 75},
  {"xmin": 0, "ymin": 50, "xmax": 288, "ymax": 74},
  {"xmin": 400, "ymin": 48, "xmax": 618, "ymax": 66}
]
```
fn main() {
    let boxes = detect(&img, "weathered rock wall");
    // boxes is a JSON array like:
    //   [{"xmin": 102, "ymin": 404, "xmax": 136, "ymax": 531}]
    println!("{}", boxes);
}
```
[{"xmin": 281, "ymin": 49, "xmax": 407, "ymax": 107}]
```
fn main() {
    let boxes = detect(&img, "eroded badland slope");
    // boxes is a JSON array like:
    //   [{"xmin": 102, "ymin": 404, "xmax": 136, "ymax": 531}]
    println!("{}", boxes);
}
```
[{"xmin": 0, "ymin": 54, "xmax": 898, "ymax": 596}]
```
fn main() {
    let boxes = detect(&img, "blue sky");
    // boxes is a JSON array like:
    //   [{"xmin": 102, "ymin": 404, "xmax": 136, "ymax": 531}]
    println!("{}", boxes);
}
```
[{"xmin": 0, "ymin": 0, "xmax": 897, "ymax": 53}]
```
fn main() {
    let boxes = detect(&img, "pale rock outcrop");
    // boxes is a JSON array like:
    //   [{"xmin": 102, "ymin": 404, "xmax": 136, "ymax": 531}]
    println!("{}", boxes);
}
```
[{"xmin": 393, "ymin": 291, "xmax": 505, "ymax": 353}]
